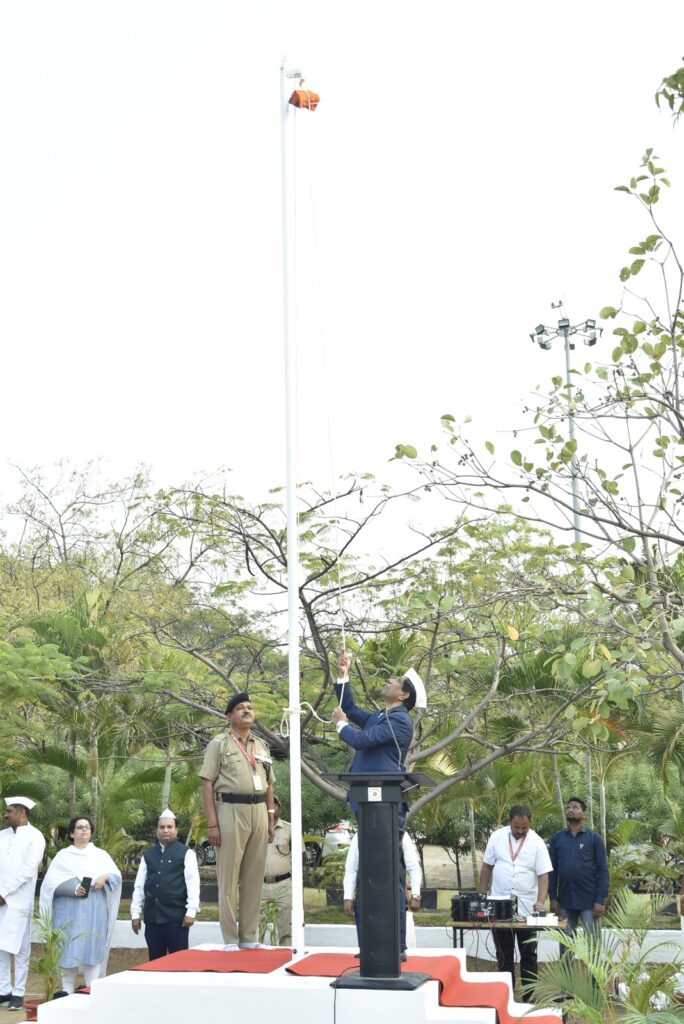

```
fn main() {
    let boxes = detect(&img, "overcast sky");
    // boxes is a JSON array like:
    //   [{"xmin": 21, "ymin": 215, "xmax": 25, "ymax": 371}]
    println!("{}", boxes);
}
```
[{"xmin": 1, "ymin": 1, "xmax": 683, "ymax": 511}]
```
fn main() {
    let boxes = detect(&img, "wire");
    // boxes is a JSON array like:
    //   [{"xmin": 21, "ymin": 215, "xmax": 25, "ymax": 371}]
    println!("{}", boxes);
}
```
[
  {"xmin": 331, "ymin": 962, "xmax": 362, "ymax": 1024},
  {"xmin": 307, "ymin": 146, "xmax": 347, "ymax": 655}
]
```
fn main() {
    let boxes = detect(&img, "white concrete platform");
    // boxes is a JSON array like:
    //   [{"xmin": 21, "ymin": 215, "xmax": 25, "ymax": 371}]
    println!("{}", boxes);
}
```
[{"xmin": 36, "ymin": 946, "xmax": 561, "ymax": 1024}]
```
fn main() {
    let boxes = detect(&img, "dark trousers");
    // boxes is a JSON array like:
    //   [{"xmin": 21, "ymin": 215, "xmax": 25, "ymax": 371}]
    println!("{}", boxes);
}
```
[
  {"xmin": 145, "ymin": 920, "xmax": 189, "ymax": 961},
  {"xmin": 493, "ymin": 928, "xmax": 537, "ymax": 991}
]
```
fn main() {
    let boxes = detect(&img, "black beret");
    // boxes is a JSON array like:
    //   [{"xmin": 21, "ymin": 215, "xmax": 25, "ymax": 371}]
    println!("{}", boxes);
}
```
[{"xmin": 225, "ymin": 692, "xmax": 251, "ymax": 715}]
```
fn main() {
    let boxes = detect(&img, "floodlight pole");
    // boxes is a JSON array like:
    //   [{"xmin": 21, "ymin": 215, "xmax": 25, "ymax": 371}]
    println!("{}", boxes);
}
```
[
  {"xmin": 558, "ymin": 316, "xmax": 582, "ymax": 544},
  {"xmin": 529, "ymin": 302, "xmax": 603, "ymax": 546}
]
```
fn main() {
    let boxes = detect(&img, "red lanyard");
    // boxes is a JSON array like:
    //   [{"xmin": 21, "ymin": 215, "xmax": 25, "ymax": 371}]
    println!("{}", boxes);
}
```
[
  {"xmin": 508, "ymin": 832, "xmax": 528, "ymax": 862},
  {"xmin": 232, "ymin": 733, "xmax": 257, "ymax": 771}
]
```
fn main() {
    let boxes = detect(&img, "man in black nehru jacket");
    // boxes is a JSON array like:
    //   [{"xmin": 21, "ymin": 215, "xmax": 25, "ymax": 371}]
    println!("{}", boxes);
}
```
[{"xmin": 131, "ymin": 810, "xmax": 200, "ymax": 960}]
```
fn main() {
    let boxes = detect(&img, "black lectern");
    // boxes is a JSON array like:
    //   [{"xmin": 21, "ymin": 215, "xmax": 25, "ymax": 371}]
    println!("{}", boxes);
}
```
[{"xmin": 323, "ymin": 771, "xmax": 432, "ymax": 991}]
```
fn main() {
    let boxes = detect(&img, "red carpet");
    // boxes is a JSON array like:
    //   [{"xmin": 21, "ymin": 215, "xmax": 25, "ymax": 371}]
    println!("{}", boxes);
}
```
[
  {"xmin": 132, "ymin": 948, "xmax": 293, "ymax": 974},
  {"xmin": 287, "ymin": 953, "xmax": 561, "ymax": 1024}
]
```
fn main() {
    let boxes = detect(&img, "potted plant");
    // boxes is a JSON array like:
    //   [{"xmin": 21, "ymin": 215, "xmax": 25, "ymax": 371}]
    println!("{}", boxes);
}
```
[
  {"xmin": 25, "ymin": 907, "xmax": 69, "ymax": 1021},
  {"xmin": 260, "ymin": 897, "xmax": 279, "ymax": 944},
  {"xmin": 531, "ymin": 888, "xmax": 684, "ymax": 1023}
]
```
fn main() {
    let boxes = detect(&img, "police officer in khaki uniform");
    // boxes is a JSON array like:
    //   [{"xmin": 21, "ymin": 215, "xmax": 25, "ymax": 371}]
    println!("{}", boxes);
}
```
[
  {"xmin": 261, "ymin": 797, "xmax": 292, "ymax": 946},
  {"xmin": 200, "ymin": 692, "xmax": 275, "ymax": 950}
]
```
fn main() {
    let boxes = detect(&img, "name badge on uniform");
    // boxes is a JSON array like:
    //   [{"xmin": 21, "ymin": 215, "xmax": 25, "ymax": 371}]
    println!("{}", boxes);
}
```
[{"xmin": 253, "ymin": 774, "xmax": 263, "ymax": 791}]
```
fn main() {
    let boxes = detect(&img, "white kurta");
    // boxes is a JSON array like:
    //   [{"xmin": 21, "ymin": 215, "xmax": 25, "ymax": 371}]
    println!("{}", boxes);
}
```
[
  {"xmin": 343, "ymin": 832, "xmax": 422, "ymax": 900},
  {"xmin": 0, "ymin": 823, "xmax": 46, "ymax": 954}
]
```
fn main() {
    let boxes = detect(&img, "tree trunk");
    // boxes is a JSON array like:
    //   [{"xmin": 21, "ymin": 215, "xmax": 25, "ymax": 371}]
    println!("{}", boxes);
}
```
[
  {"xmin": 584, "ymin": 748, "xmax": 594, "ymax": 830},
  {"xmin": 551, "ymin": 753, "xmax": 564, "ymax": 818},
  {"xmin": 89, "ymin": 724, "xmax": 98, "ymax": 831},
  {"xmin": 468, "ymin": 800, "xmax": 478, "ymax": 886},
  {"xmin": 68, "ymin": 734, "xmax": 77, "ymax": 819},
  {"xmin": 453, "ymin": 845, "xmax": 462, "ymax": 890},
  {"xmin": 161, "ymin": 735, "xmax": 174, "ymax": 812},
  {"xmin": 599, "ymin": 774, "xmax": 607, "ymax": 845}
]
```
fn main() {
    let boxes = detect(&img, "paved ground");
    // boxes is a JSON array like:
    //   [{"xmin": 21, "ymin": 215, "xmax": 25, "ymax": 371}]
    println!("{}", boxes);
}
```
[{"xmin": 421, "ymin": 845, "xmax": 483, "ymax": 890}]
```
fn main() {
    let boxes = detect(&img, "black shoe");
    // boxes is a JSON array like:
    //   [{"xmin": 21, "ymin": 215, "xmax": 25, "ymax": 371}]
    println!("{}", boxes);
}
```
[
  {"xmin": 400, "ymin": 951, "xmax": 408, "ymax": 962},
  {"xmin": 0, "ymin": 995, "xmax": 10, "ymax": 1006},
  {"xmin": 8, "ymin": 996, "xmax": 23, "ymax": 1011}
]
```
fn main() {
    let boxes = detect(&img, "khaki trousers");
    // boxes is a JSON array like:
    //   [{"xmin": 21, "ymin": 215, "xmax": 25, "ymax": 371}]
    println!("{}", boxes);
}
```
[
  {"xmin": 261, "ymin": 879, "xmax": 292, "ymax": 946},
  {"xmin": 216, "ymin": 801, "xmax": 268, "ymax": 945}
]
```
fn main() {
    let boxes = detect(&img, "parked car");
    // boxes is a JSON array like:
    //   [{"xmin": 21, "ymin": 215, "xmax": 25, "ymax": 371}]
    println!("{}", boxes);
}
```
[
  {"xmin": 190, "ymin": 823, "xmax": 354, "ymax": 869},
  {"xmin": 191, "ymin": 839, "xmax": 217, "ymax": 866},
  {"xmin": 322, "ymin": 821, "xmax": 355, "ymax": 859},
  {"xmin": 305, "ymin": 822, "xmax": 355, "ymax": 867}
]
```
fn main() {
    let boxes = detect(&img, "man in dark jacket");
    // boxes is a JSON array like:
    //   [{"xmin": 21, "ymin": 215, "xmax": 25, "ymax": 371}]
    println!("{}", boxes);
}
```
[
  {"xmin": 331, "ymin": 652, "xmax": 426, "ymax": 960},
  {"xmin": 331, "ymin": 653, "xmax": 424, "ymax": 777},
  {"xmin": 131, "ymin": 811, "xmax": 201, "ymax": 960},
  {"xmin": 548, "ymin": 796, "xmax": 609, "ymax": 939}
]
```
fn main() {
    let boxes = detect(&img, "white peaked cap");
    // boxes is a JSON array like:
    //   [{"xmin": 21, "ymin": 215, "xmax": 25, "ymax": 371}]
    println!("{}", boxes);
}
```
[
  {"xmin": 403, "ymin": 668, "xmax": 427, "ymax": 709},
  {"xmin": 159, "ymin": 808, "xmax": 177, "ymax": 820},
  {"xmin": 4, "ymin": 795, "xmax": 36, "ymax": 809}
]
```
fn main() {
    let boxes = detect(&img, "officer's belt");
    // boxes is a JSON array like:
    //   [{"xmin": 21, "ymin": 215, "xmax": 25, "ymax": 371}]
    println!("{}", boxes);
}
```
[
  {"xmin": 216, "ymin": 792, "xmax": 266, "ymax": 804},
  {"xmin": 264, "ymin": 872, "xmax": 291, "ymax": 883}
]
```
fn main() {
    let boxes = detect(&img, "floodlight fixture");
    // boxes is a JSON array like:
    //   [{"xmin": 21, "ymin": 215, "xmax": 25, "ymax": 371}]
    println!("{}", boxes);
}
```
[{"xmin": 526, "ymin": 304, "xmax": 603, "ymax": 546}]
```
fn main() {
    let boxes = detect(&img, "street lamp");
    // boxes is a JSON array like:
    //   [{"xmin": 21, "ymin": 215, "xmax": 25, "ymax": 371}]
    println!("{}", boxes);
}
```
[{"xmin": 528, "ymin": 302, "xmax": 603, "ymax": 544}]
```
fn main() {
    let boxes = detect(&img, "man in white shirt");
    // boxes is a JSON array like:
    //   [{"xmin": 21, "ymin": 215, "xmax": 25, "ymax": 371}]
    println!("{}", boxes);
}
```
[
  {"xmin": 479, "ymin": 804, "xmax": 552, "ymax": 992},
  {"xmin": 343, "ymin": 831, "xmax": 422, "ymax": 959},
  {"xmin": 131, "ymin": 810, "xmax": 200, "ymax": 960},
  {"xmin": 0, "ymin": 797, "xmax": 46, "ymax": 1012}
]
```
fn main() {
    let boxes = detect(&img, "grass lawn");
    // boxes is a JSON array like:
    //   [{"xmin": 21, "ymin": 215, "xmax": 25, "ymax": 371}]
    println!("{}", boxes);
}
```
[
  {"xmin": 118, "ymin": 889, "xmax": 679, "ymax": 928},
  {"xmin": 117, "ymin": 895, "xmax": 450, "ymax": 927}
]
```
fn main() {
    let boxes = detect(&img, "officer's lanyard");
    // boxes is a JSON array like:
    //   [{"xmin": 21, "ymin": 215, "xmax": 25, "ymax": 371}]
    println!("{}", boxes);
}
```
[
  {"xmin": 508, "ymin": 831, "xmax": 528, "ymax": 862},
  {"xmin": 232, "ymin": 733, "xmax": 257, "ymax": 771}
]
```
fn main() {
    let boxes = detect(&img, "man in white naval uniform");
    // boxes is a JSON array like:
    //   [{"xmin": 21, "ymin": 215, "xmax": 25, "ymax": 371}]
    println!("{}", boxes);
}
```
[{"xmin": 0, "ymin": 797, "xmax": 46, "ymax": 1011}]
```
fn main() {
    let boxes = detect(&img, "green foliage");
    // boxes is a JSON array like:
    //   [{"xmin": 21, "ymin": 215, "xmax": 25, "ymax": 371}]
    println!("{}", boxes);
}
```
[
  {"xmin": 32, "ymin": 907, "xmax": 69, "ymax": 1002},
  {"xmin": 531, "ymin": 889, "xmax": 684, "ymax": 1022},
  {"xmin": 656, "ymin": 59, "xmax": 684, "ymax": 120}
]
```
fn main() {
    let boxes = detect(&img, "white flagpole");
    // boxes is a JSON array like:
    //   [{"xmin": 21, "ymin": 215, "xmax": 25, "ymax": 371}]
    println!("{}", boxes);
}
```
[{"xmin": 280, "ymin": 56, "xmax": 305, "ymax": 954}]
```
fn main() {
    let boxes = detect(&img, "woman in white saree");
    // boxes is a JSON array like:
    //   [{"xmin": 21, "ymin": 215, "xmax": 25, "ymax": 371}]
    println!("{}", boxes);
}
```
[{"xmin": 39, "ymin": 817, "xmax": 121, "ymax": 993}]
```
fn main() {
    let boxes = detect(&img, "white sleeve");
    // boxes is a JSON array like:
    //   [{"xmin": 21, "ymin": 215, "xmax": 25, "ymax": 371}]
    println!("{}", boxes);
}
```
[
  {"xmin": 402, "ymin": 834, "xmax": 422, "ymax": 897},
  {"xmin": 4, "ymin": 829, "xmax": 45, "ymax": 897},
  {"xmin": 343, "ymin": 837, "xmax": 359, "ymax": 901},
  {"xmin": 534, "ymin": 836, "xmax": 553, "ymax": 875},
  {"xmin": 482, "ymin": 833, "xmax": 498, "ymax": 867},
  {"xmin": 130, "ymin": 859, "xmax": 146, "ymax": 919},
  {"xmin": 184, "ymin": 850, "xmax": 200, "ymax": 916}
]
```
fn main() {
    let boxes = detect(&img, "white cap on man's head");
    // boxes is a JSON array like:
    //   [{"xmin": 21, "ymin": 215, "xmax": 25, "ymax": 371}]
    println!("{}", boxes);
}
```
[
  {"xmin": 4, "ymin": 796, "xmax": 36, "ymax": 810},
  {"xmin": 159, "ymin": 808, "xmax": 176, "ymax": 820},
  {"xmin": 403, "ymin": 668, "xmax": 427, "ymax": 709}
]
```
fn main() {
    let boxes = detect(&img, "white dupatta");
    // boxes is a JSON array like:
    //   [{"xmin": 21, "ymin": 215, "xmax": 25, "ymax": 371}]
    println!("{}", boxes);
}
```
[{"xmin": 40, "ymin": 843, "xmax": 122, "ymax": 974}]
